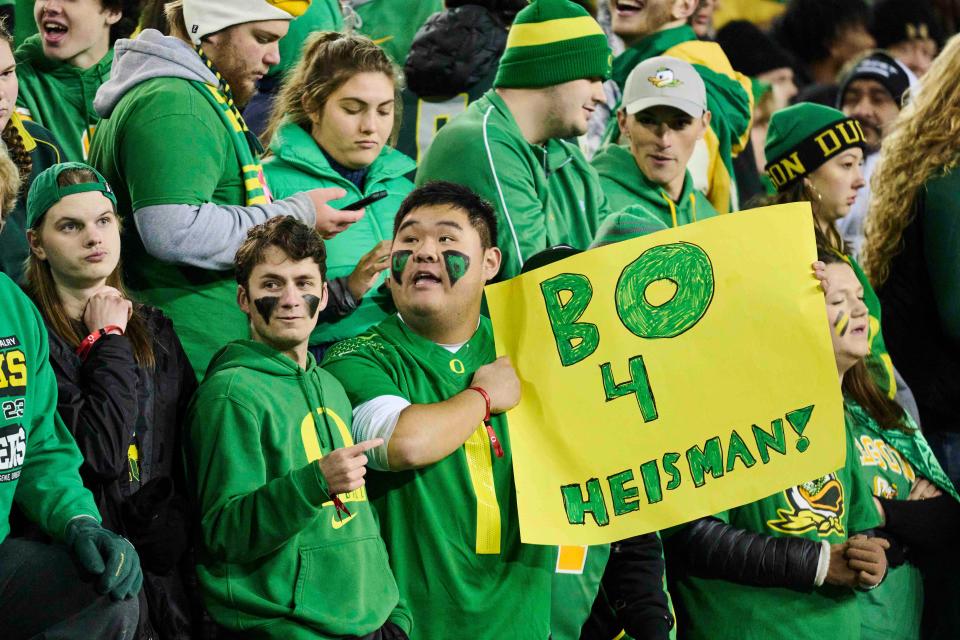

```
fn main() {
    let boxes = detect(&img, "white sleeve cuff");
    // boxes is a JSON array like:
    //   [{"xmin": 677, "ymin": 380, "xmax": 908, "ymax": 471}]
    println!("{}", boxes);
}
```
[
  {"xmin": 352, "ymin": 395, "xmax": 411, "ymax": 471},
  {"xmin": 814, "ymin": 540, "xmax": 831, "ymax": 586}
]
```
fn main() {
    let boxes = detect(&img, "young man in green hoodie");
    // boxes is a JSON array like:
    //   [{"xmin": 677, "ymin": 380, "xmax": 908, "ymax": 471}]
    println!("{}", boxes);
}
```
[
  {"xmin": 415, "ymin": 0, "xmax": 613, "ymax": 281},
  {"xmin": 15, "ymin": 0, "xmax": 138, "ymax": 160},
  {"xmin": 592, "ymin": 56, "xmax": 718, "ymax": 245},
  {"xmin": 184, "ymin": 216, "xmax": 409, "ymax": 639},
  {"xmin": 601, "ymin": 0, "xmax": 753, "ymax": 213},
  {"xmin": 323, "ymin": 182, "xmax": 554, "ymax": 639},
  {"xmin": 0, "ymin": 212, "xmax": 142, "ymax": 638},
  {"xmin": 89, "ymin": 0, "xmax": 367, "ymax": 378}
]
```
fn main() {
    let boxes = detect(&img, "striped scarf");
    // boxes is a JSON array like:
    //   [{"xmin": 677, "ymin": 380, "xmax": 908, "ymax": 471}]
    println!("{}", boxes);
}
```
[{"xmin": 192, "ymin": 45, "xmax": 270, "ymax": 206}]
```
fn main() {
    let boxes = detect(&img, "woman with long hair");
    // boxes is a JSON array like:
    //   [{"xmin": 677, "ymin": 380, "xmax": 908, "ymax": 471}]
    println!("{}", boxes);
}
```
[
  {"xmin": 753, "ymin": 102, "xmax": 913, "ymax": 419},
  {"xmin": 24, "ymin": 162, "xmax": 196, "ymax": 639},
  {"xmin": 262, "ymin": 30, "xmax": 415, "ymax": 358},
  {"xmin": 817, "ymin": 250, "xmax": 960, "ymax": 640},
  {"xmin": 862, "ymin": 34, "xmax": 960, "ymax": 490},
  {"xmin": 0, "ymin": 20, "xmax": 62, "ymax": 283}
]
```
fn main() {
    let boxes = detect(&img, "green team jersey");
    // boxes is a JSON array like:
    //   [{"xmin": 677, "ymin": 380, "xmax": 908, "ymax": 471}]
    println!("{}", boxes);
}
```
[
  {"xmin": 354, "ymin": 0, "xmax": 444, "ymax": 64},
  {"xmin": 673, "ymin": 422, "xmax": 881, "ymax": 640},
  {"xmin": 416, "ymin": 90, "xmax": 611, "ymax": 280},
  {"xmin": 15, "ymin": 35, "xmax": 112, "ymax": 161},
  {"xmin": 323, "ymin": 315, "xmax": 553, "ymax": 640},
  {"xmin": 551, "ymin": 545, "xmax": 610, "ymax": 640},
  {"xmin": 89, "ymin": 76, "xmax": 250, "ymax": 378}
]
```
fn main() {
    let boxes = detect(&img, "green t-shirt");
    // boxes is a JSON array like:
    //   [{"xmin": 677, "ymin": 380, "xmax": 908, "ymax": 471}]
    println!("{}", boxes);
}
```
[
  {"xmin": 673, "ymin": 422, "xmax": 881, "ymax": 640},
  {"xmin": 323, "ymin": 315, "xmax": 553, "ymax": 640},
  {"xmin": 847, "ymin": 405, "xmax": 922, "ymax": 640},
  {"xmin": 89, "ymin": 76, "xmax": 250, "ymax": 378}
]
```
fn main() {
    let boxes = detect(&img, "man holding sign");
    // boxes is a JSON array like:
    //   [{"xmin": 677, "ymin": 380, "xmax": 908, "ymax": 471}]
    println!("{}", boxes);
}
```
[{"xmin": 324, "ymin": 182, "xmax": 554, "ymax": 639}]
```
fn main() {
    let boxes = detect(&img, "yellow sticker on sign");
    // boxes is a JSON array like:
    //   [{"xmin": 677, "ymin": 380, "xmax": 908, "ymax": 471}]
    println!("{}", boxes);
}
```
[{"xmin": 485, "ymin": 203, "xmax": 846, "ymax": 545}]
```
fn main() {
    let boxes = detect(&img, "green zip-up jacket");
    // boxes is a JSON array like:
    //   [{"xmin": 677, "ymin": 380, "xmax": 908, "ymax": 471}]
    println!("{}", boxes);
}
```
[
  {"xmin": 0, "ymin": 115, "xmax": 63, "ymax": 284},
  {"xmin": 264, "ymin": 122, "xmax": 415, "ymax": 345},
  {"xmin": 185, "ymin": 340, "xmax": 408, "ymax": 638},
  {"xmin": 416, "ymin": 89, "xmax": 611, "ymax": 280},
  {"xmin": 606, "ymin": 26, "xmax": 753, "ymax": 214},
  {"xmin": 0, "ymin": 273, "xmax": 101, "ymax": 544},
  {"xmin": 15, "ymin": 35, "xmax": 112, "ymax": 161},
  {"xmin": 591, "ymin": 143, "xmax": 718, "ymax": 245}
]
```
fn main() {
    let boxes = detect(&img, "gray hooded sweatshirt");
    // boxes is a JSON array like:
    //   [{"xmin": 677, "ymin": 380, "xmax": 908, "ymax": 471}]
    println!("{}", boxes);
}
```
[{"xmin": 91, "ymin": 30, "xmax": 316, "ymax": 271}]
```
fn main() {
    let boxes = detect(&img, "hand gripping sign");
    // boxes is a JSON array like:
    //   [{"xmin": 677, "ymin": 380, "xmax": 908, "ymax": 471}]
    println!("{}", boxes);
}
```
[{"xmin": 486, "ymin": 203, "xmax": 845, "ymax": 545}]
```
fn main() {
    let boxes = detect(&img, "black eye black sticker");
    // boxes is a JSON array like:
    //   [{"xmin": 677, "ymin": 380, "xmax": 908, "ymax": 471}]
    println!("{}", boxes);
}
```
[
  {"xmin": 391, "ymin": 250, "xmax": 412, "ymax": 283},
  {"xmin": 254, "ymin": 296, "xmax": 280, "ymax": 323},
  {"xmin": 442, "ymin": 251, "xmax": 470, "ymax": 287}
]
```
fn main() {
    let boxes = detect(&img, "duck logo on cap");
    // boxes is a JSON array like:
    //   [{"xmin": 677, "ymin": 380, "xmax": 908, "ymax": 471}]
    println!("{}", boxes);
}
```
[{"xmin": 648, "ymin": 68, "xmax": 682, "ymax": 89}]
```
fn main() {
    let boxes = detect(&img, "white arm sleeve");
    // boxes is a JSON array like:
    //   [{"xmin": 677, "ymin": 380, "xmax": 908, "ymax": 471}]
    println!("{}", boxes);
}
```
[{"xmin": 352, "ymin": 395, "xmax": 411, "ymax": 471}]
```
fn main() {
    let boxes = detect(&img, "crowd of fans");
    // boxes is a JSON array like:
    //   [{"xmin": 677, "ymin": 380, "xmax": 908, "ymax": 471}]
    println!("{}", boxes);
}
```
[{"xmin": 0, "ymin": 0, "xmax": 959, "ymax": 639}]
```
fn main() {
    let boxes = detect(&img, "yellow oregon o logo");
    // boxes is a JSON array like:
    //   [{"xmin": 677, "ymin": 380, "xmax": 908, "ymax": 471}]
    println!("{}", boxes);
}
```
[
  {"xmin": 300, "ymin": 407, "xmax": 353, "ymax": 462},
  {"xmin": 449, "ymin": 358, "xmax": 466, "ymax": 374}
]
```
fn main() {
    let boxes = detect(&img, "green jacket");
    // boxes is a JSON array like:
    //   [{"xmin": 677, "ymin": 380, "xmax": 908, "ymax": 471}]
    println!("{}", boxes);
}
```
[
  {"xmin": 185, "ymin": 340, "xmax": 407, "ymax": 638},
  {"xmin": 263, "ymin": 122, "xmax": 414, "ymax": 345},
  {"xmin": 0, "ymin": 273, "xmax": 101, "ymax": 544},
  {"xmin": 0, "ymin": 115, "xmax": 63, "ymax": 284},
  {"xmin": 416, "ymin": 89, "xmax": 611, "ymax": 280},
  {"xmin": 354, "ymin": 0, "xmax": 444, "ymax": 64},
  {"xmin": 591, "ymin": 143, "xmax": 718, "ymax": 244},
  {"xmin": 15, "ymin": 35, "xmax": 113, "ymax": 161},
  {"xmin": 607, "ymin": 26, "xmax": 753, "ymax": 213},
  {"xmin": 268, "ymin": 0, "xmax": 343, "ymax": 80}
]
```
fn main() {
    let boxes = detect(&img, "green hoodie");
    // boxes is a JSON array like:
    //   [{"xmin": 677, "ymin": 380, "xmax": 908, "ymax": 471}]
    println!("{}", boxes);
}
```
[
  {"xmin": 354, "ymin": 0, "xmax": 444, "ymax": 64},
  {"xmin": 263, "ymin": 122, "xmax": 415, "ymax": 345},
  {"xmin": 416, "ymin": 89, "xmax": 611, "ymax": 280},
  {"xmin": 15, "ymin": 35, "xmax": 113, "ymax": 161},
  {"xmin": 0, "ymin": 273, "xmax": 100, "ymax": 544},
  {"xmin": 185, "ymin": 340, "xmax": 408, "ymax": 638},
  {"xmin": 591, "ymin": 143, "xmax": 718, "ymax": 243}
]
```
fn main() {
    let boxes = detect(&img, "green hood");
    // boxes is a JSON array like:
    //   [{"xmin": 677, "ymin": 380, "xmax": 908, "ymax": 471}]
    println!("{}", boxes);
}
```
[
  {"xmin": 16, "ymin": 34, "xmax": 114, "ymax": 78},
  {"xmin": 268, "ymin": 120, "xmax": 415, "ymax": 188},
  {"xmin": 206, "ymin": 339, "xmax": 317, "ymax": 380}
]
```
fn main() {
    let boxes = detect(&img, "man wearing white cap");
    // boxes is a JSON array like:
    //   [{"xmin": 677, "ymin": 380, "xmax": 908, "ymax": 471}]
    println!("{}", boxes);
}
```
[
  {"xmin": 591, "ymin": 56, "xmax": 718, "ymax": 246},
  {"xmin": 88, "ymin": 0, "xmax": 366, "ymax": 377}
]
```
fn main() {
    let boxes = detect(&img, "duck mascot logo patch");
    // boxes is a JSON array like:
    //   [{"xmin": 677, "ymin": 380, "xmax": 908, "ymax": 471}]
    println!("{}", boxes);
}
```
[
  {"xmin": 648, "ymin": 67, "xmax": 682, "ymax": 88},
  {"xmin": 767, "ymin": 473, "xmax": 846, "ymax": 537}
]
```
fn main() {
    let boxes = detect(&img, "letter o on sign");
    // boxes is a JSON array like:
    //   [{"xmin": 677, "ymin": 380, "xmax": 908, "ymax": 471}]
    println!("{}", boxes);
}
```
[{"xmin": 615, "ymin": 242, "xmax": 715, "ymax": 339}]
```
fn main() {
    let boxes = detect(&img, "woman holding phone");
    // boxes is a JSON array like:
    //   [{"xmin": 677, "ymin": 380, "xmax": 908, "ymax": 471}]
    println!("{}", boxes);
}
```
[{"xmin": 263, "ymin": 31, "xmax": 414, "ymax": 357}]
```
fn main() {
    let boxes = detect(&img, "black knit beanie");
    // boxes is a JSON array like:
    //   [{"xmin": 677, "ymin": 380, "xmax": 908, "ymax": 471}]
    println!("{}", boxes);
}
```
[{"xmin": 870, "ymin": 0, "xmax": 942, "ymax": 48}]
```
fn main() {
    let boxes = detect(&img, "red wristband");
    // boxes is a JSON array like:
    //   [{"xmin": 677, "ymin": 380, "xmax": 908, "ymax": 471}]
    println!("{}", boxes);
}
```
[
  {"xmin": 75, "ymin": 325, "xmax": 125, "ymax": 361},
  {"xmin": 468, "ymin": 386, "xmax": 503, "ymax": 459}
]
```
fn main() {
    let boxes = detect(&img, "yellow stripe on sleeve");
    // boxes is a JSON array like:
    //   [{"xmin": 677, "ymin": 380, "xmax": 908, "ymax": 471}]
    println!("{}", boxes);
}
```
[{"xmin": 464, "ymin": 424, "xmax": 501, "ymax": 554}]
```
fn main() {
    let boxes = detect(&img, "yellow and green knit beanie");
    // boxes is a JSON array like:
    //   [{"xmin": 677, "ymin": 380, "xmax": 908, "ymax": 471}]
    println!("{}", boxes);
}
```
[
  {"xmin": 764, "ymin": 103, "xmax": 866, "ymax": 192},
  {"xmin": 494, "ymin": 0, "xmax": 612, "ymax": 89}
]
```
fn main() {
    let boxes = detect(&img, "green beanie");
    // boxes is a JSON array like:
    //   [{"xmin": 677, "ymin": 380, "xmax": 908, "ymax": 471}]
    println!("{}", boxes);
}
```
[
  {"xmin": 494, "ymin": 0, "xmax": 612, "ymax": 89},
  {"xmin": 764, "ymin": 103, "xmax": 867, "ymax": 192},
  {"xmin": 26, "ymin": 162, "xmax": 118, "ymax": 228}
]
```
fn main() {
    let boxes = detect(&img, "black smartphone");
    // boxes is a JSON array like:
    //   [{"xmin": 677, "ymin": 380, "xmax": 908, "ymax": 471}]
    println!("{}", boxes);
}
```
[{"xmin": 343, "ymin": 190, "xmax": 388, "ymax": 211}]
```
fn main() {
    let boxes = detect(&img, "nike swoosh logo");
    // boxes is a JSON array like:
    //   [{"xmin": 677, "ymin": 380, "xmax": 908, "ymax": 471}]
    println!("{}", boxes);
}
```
[
  {"xmin": 372, "ymin": 36, "xmax": 394, "ymax": 45},
  {"xmin": 331, "ymin": 510, "xmax": 358, "ymax": 529}
]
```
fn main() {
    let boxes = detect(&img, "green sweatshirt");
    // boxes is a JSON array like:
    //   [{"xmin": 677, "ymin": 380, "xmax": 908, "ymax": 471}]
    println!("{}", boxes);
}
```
[
  {"xmin": 673, "ymin": 422, "xmax": 881, "ymax": 640},
  {"xmin": 263, "ymin": 121, "xmax": 414, "ymax": 345},
  {"xmin": 269, "ymin": 0, "xmax": 343, "ymax": 80},
  {"xmin": 0, "ymin": 273, "xmax": 101, "ymax": 544},
  {"xmin": 15, "ymin": 35, "xmax": 112, "ymax": 161},
  {"xmin": 846, "ymin": 399, "xmax": 959, "ymax": 640},
  {"xmin": 185, "ymin": 340, "xmax": 407, "ymax": 638},
  {"xmin": 0, "ymin": 115, "xmax": 63, "ymax": 284},
  {"xmin": 591, "ymin": 143, "xmax": 718, "ymax": 244},
  {"xmin": 607, "ymin": 26, "xmax": 753, "ymax": 213},
  {"xmin": 416, "ymin": 89, "xmax": 611, "ymax": 280},
  {"xmin": 90, "ymin": 75, "xmax": 251, "ymax": 379},
  {"xmin": 323, "ymin": 315, "xmax": 553, "ymax": 640}
]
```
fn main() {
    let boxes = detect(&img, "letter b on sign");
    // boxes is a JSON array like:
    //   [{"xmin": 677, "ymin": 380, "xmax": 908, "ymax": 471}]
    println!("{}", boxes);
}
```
[{"xmin": 615, "ymin": 243, "xmax": 714, "ymax": 339}]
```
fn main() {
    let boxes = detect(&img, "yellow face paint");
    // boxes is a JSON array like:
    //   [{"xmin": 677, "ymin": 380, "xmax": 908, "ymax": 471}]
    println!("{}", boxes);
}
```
[{"xmin": 833, "ymin": 312, "xmax": 849, "ymax": 337}]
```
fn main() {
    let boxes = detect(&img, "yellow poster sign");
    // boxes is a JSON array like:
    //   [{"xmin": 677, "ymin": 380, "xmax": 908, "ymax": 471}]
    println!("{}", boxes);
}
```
[{"xmin": 486, "ymin": 204, "xmax": 845, "ymax": 545}]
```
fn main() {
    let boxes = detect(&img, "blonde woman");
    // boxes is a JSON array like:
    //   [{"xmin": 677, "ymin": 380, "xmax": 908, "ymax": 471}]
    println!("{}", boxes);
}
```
[{"xmin": 862, "ymin": 34, "xmax": 960, "ymax": 490}]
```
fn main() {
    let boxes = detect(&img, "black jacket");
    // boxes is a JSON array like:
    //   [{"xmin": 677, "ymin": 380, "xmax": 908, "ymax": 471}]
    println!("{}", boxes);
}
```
[
  {"xmin": 48, "ymin": 305, "xmax": 197, "ymax": 640},
  {"xmin": 875, "ymin": 190, "xmax": 960, "ymax": 435},
  {"xmin": 580, "ymin": 534, "xmax": 674, "ymax": 640}
]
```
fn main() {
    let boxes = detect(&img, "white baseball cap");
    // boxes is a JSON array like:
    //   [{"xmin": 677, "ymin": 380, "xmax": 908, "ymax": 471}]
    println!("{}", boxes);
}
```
[{"xmin": 622, "ymin": 56, "xmax": 708, "ymax": 118}]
